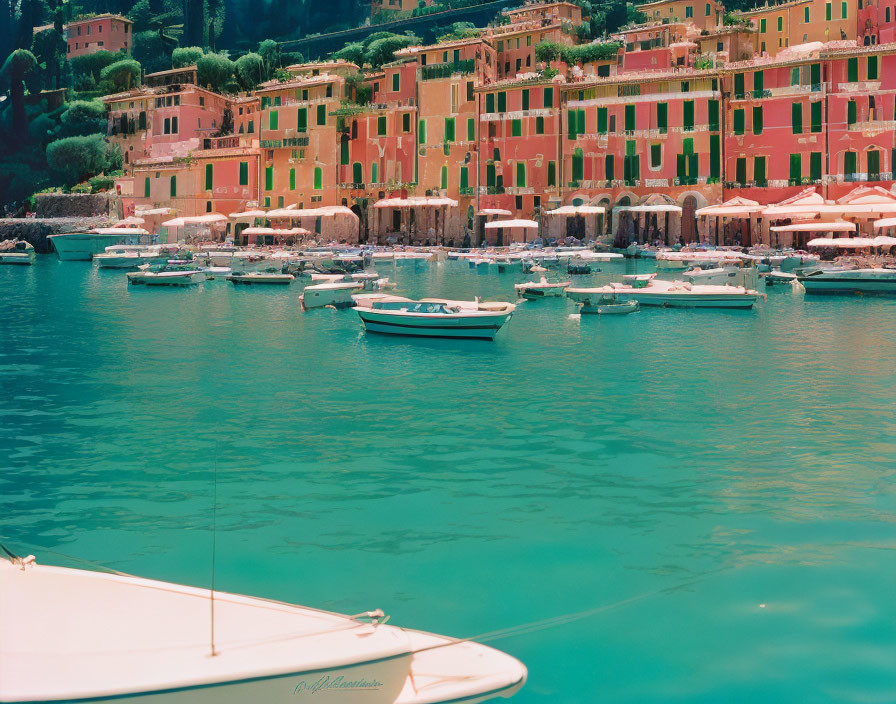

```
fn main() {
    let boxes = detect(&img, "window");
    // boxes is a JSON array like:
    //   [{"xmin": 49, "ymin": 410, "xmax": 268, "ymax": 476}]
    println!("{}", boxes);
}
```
[
  {"xmin": 497, "ymin": 92, "xmax": 507, "ymax": 112},
  {"xmin": 868, "ymin": 150, "xmax": 881, "ymax": 180},
  {"xmin": 791, "ymin": 102, "xmax": 803, "ymax": 134},
  {"xmin": 403, "ymin": 113, "xmax": 411, "ymax": 133},
  {"xmin": 544, "ymin": 87, "xmax": 553, "ymax": 108},
  {"xmin": 760, "ymin": 18, "xmax": 767, "ymax": 32},
  {"xmin": 826, "ymin": 2, "xmax": 831, "ymax": 20},
  {"xmin": 248, "ymin": 120, "xmax": 254, "ymax": 134},
  {"xmin": 441, "ymin": 165, "xmax": 448, "ymax": 190},
  {"xmin": 752, "ymin": 105, "xmax": 763, "ymax": 135},
  {"xmin": 683, "ymin": 101, "xmax": 694, "ymax": 131},
  {"xmin": 789, "ymin": 153, "xmax": 801, "ymax": 184},
  {"xmin": 848, "ymin": 57, "xmax": 858, "ymax": 82},
  {"xmin": 511, "ymin": 119, "xmax": 521, "ymax": 137},
  {"xmin": 205, "ymin": 163, "xmax": 213, "ymax": 191},
  {"xmin": 810, "ymin": 101, "xmax": 822, "ymax": 133},
  {"xmin": 777, "ymin": 16, "xmax": 783, "ymax": 31},
  {"xmin": 352, "ymin": 162, "xmax": 362, "ymax": 184},
  {"xmin": 708, "ymin": 99, "xmax": 719, "ymax": 131},
  {"xmin": 486, "ymin": 94, "xmax": 495, "ymax": 113},
  {"xmin": 269, "ymin": 111, "xmax": 278, "ymax": 130},
  {"xmin": 868, "ymin": 56, "xmax": 879, "ymax": 80},
  {"xmin": 685, "ymin": 5, "xmax": 693, "ymax": 17},
  {"xmin": 341, "ymin": 138, "xmax": 349, "ymax": 165},
  {"xmin": 753, "ymin": 70, "xmax": 764, "ymax": 96},
  {"xmin": 734, "ymin": 72, "xmax": 744, "ymax": 97},
  {"xmin": 273, "ymin": 96, "xmax": 281, "ymax": 107},
  {"xmin": 809, "ymin": 151, "xmax": 822, "ymax": 181},
  {"xmin": 265, "ymin": 165, "xmax": 273, "ymax": 191},
  {"xmin": 736, "ymin": 157, "xmax": 747, "ymax": 186},
  {"xmin": 754, "ymin": 156, "xmax": 766, "ymax": 185},
  {"xmin": 313, "ymin": 166, "xmax": 322, "ymax": 190},
  {"xmin": 624, "ymin": 141, "xmax": 639, "ymax": 183},
  {"xmin": 289, "ymin": 168, "xmax": 296, "ymax": 190},
  {"xmin": 467, "ymin": 81, "xmax": 474, "ymax": 102},
  {"xmin": 239, "ymin": 162, "xmax": 248, "ymax": 186},
  {"xmin": 371, "ymin": 163, "xmax": 378, "ymax": 184},
  {"xmin": 392, "ymin": 72, "xmax": 400, "ymax": 92},
  {"xmin": 706, "ymin": 2, "xmax": 711, "ymax": 14},
  {"xmin": 844, "ymin": 151, "xmax": 857, "ymax": 179},
  {"xmin": 733, "ymin": 108, "xmax": 745, "ymax": 135},
  {"xmin": 522, "ymin": 89, "xmax": 529, "ymax": 110},
  {"xmin": 547, "ymin": 161, "xmax": 556, "ymax": 186},
  {"xmin": 572, "ymin": 148, "xmax": 584, "ymax": 182},
  {"xmin": 377, "ymin": 115, "xmax": 387, "ymax": 136},
  {"xmin": 314, "ymin": 104, "xmax": 326, "ymax": 126},
  {"xmin": 810, "ymin": 63, "xmax": 821, "ymax": 89},
  {"xmin": 144, "ymin": 176, "xmax": 150, "ymax": 198},
  {"xmin": 650, "ymin": 143, "xmax": 662, "ymax": 168},
  {"xmin": 419, "ymin": 119, "xmax": 426, "ymax": 144},
  {"xmin": 535, "ymin": 116, "xmax": 544, "ymax": 134},
  {"xmin": 486, "ymin": 162, "xmax": 496, "ymax": 187},
  {"xmin": 847, "ymin": 99, "xmax": 857, "ymax": 126},
  {"xmin": 791, "ymin": 67, "xmax": 800, "ymax": 86},
  {"xmin": 516, "ymin": 162, "xmax": 526, "ymax": 187},
  {"xmin": 657, "ymin": 103, "xmax": 667, "ymax": 133},
  {"xmin": 171, "ymin": 117, "xmax": 178, "ymax": 134},
  {"xmin": 466, "ymin": 118, "xmax": 474, "ymax": 142},
  {"xmin": 625, "ymin": 104, "xmax": 635, "ymax": 132},
  {"xmin": 605, "ymin": 153, "xmax": 614, "ymax": 181},
  {"xmin": 598, "ymin": 107, "xmax": 608, "ymax": 134},
  {"xmin": 842, "ymin": 0, "xmax": 848, "ymax": 17},
  {"xmin": 445, "ymin": 117, "xmax": 455, "ymax": 142},
  {"xmin": 710, "ymin": 135, "xmax": 720, "ymax": 179},
  {"xmin": 803, "ymin": 6, "xmax": 809, "ymax": 21}
]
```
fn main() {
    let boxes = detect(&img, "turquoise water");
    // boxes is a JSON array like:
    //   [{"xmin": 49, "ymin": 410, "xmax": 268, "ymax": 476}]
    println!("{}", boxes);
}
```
[{"xmin": 2, "ymin": 257, "xmax": 895, "ymax": 703}]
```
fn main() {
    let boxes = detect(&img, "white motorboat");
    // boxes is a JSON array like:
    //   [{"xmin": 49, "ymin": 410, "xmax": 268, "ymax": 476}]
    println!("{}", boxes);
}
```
[
  {"xmin": 655, "ymin": 250, "xmax": 744, "ymax": 270},
  {"xmin": 1, "ymin": 554, "xmax": 526, "ymax": 704},
  {"xmin": 0, "ymin": 240, "xmax": 35, "ymax": 265},
  {"xmin": 681, "ymin": 264, "xmax": 758, "ymax": 288},
  {"xmin": 514, "ymin": 277, "xmax": 571, "ymax": 299},
  {"xmin": 300, "ymin": 281, "xmax": 364, "ymax": 310},
  {"xmin": 127, "ymin": 269, "xmax": 205, "ymax": 286},
  {"xmin": 764, "ymin": 269, "xmax": 798, "ymax": 286},
  {"xmin": 94, "ymin": 244, "xmax": 182, "ymax": 269},
  {"xmin": 227, "ymin": 271, "xmax": 294, "ymax": 285},
  {"xmin": 48, "ymin": 229, "xmax": 147, "ymax": 261},
  {"xmin": 567, "ymin": 273, "xmax": 762, "ymax": 309},
  {"xmin": 796, "ymin": 265, "xmax": 896, "ymax": 294},
  {"xmin": 572, "ymin": 291, "xmax": 639, "ymax": 315},
  {"xmin": 355, "ymin": 299, "xmax": 515, "ymax": 340}
]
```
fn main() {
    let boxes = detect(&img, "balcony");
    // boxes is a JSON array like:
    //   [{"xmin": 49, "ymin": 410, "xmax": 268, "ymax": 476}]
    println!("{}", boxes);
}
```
[
  {"xmin": 420, "ymin": 60, "xmax": 475, "ymax": 81},
  {"xmin": 260, "ymin": 136, "xmax": 309, "ymax": 149},
  {"xmin": 459, "ymin": 186, "xmax": 475, "ymax": 196}
]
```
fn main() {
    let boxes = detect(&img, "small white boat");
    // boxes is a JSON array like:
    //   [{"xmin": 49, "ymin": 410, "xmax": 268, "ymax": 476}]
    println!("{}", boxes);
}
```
[
  {"xmin": 356, "ymin": 299, "xmax": 515, "ymax": 340},
  {"xmin": 568, "ymin": 273, "xmax": 762, "ymax": 309},
  {"xmin": 227, "ymin": 271, "xmax": 294, "ymax": 285},
  {"xmin": 796, "ymin": 265, "xmax": 896, "ymax": 294},
  {"xmin": 1, "ymin": 553, "xmax": 526, "ymax": 704},
  {"xmin": 514, "ymin": 277, "xmax": 571, "ymax": 299},
  {"xmin": 682, "ymin": 264, "xmax": 758, "ymax": 288},
  {"xmin": 300, "ymin": 281, "xmax": 363, "ymax": 310},
  {"xmin": 764, "ymin": 269, "xmax": 798, "ymax": 286},
  {"xmin": 0, "ymin": 240, "xmax": 35, "ymax": 265},
  {"xmin": 127, "ymin": 269, "xmax": 205, "ymax": 286},
  {"xmin": 574, "ymin": 292, "xmax": 640, "ymax": 314},
  {"xmin": 48, "ymin": 230, "xmax": 144, "ymax": 261},
  {"xmin": 655, "ymin": 250, "xmax": 744, "ymax": 271}
]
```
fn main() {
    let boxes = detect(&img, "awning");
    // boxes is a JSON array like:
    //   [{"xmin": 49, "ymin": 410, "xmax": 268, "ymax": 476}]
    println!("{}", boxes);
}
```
[
  {"xmin": 373, "ymin": 197, "xmax": 458, "ymax": 208},
  {"xmin": 806, "ymin": 237, "xmax": 875, "ymax": 248},
  {"xmin": 241, "ymin": 227, "xmax": 311, "ymax": 236},
  {"xmin": 484, "ymin": 219, "xmax": 539, "ymax": 229},
  {"xmin": 134, "ymin": 207, "xmax": 173, "ymax": 216},
  {"xmin": 162, "ymin": 214, "xmax": 227, "ymax": 227},
  {"xmin": 873, "ymin": 217, "xmax": 896, "ymax": 229},
  {"xmin": 266, "ymin": 206, "xmax": 358, "ymax": 219},
  {"xmin": 770, "ymin": 221, "xmax": 857, "ymax": 233},
  {"xmin": 617, "ymin": 204, "xmax": 682, "ymax": 214},
  {"xmin": 92, "ymin": 227, "xmax": 150, "ymax": 235},
  {"xmin": 696, "ymin": 197, "xmax": 763, "ymax": 217},
  {"xmin": 229, "ymin": 210, "xmax": 267, "ymax": 219},
  {"xmin": 478, "ymin": 208, "xmax": 513, "ymax": 216},
  {"xmin": 873, "ymin": 235, "xmax": 896, "ymax": 246},
  {"xmin": 546, "ymin": 205, "xmax": 605, "ymax": 215}
]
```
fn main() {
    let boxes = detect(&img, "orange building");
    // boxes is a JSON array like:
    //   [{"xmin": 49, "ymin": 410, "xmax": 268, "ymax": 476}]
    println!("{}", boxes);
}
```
[
  {"xmin": 636, "ymin": 0, "xmax": 725, "ymax": 30},
  {"xmin": 742, "ymin": 0, "xmax": 855, "ymax": 56}
]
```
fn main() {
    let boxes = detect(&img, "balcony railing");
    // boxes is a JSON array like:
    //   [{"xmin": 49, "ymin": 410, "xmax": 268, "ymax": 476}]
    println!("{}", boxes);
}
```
[
  {"xmin": 420, "ymin": 60, "xmax": 475, "ymax": 81},
  {"xmin": 260, "ymin": 136, "xmax": 309, "ymax": 149}
]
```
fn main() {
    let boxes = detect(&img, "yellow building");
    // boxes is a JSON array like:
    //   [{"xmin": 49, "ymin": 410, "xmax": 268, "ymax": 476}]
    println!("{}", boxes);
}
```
[{"xmin": 741, "ymin": 0, "xmax": 854, "ymax": 55}]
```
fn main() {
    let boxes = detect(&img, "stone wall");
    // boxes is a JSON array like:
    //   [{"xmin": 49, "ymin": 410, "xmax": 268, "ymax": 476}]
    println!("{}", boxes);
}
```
[
  {"xmin": 34, "ymin": 193, "xmax": 122, "ymax": 219},
  {"xmin": 0, "ymin": 217, "xmax": 111, "ymax": 254}
]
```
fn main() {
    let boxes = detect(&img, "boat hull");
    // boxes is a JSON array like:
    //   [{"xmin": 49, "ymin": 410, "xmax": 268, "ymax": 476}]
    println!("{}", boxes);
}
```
[
  {"xmin": 357, "ymin": 309, "xmax": 511, "ymax": 340},
  {"xmin": 48, "ymin": 234, "xmax": 131, "ymax": 261},
  {"xmin": 0, "ymin": 252, "xmax": 34, "ymax": 265},
  {"xmin": 798, "ymin": 274, "xmax": 896, "ymax": 294},
  {"xmin": 568, "ymin": 289, "xmax": 758, "ymax": 309},
  {"xmin": 301, "ymin": 283, "xmax": 363, "ymax": 309}
]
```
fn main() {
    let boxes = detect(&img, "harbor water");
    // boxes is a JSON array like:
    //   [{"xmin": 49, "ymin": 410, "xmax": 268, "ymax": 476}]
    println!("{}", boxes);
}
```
[{"xmin": 1, "ymin": 257, "xmax": 895, "ymax": 703}]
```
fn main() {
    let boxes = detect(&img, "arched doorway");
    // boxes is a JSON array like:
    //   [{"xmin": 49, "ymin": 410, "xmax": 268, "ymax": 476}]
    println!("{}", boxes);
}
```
[
  {"xmin": 351, "ymin": 203, "xmax": 365, "ymax": 243},
  {"xmin": 681, "ymin": 195, "xmax": 698, "ymax": 243}
]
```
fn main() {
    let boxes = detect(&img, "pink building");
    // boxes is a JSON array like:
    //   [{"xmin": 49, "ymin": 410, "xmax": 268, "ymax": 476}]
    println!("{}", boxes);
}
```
[{"xmin": 64, "ymin": 14, "xmax": 132, "ymax": 58}]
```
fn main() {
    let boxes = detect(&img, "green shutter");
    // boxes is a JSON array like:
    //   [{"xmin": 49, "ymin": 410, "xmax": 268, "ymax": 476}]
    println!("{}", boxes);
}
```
[
  {"xmin": 657, "ymin": 103, "xmax": 667, "ymax": 133},
  {"xmin": 441, "ymin": 165, "xmax": 448, "ymax": 190},
  {"xmin": 733, "ymin": 109, "xmax": 744, "ymax": 135},
  {"xmin": 371, "ymin": 162, "xmax": 378, "ymax": 184},
  {"xmin": 605, "ymin": 154, "xmax": 614, "ymax": 181},
  {"xmin": 572, "ymin": 148, "xmax": 584, "ymax": 181},
  {"xmin": 378, "ymin": 115, "xmax": 387, "ymax": 136},
  {"xmin": 597, "ymin": 107, "xmax": 608, "ymax": 134},
  {"xmin": 144, "ymin": 177, "xmax": 150, "ymax": 198},
  {"xmin": 753, "ymin": 70, "xmax": 764, "ymax": 96},
  {"xmin": 392, "ymin": 72, "xmax": 399, "ymax": 92},
  {"xmin": 317, "ymin": 104, "xmax": 326, "ymax": 125},
  {"xmin": 486, "ymin": 163, "xmax": 496, "ymax": 187},
  {"xmin": 868, "ymin": 150, "xmax": 880, "ymax": 180},
  {"xmin": 169, "ymin": 175, "xmax": 176, "ymax": 197},
  {"xmin": 419, "ymin": 119, "xmax": 426, "ymax": 144},
  {"xmin": 445, "ymin": 117, "xmax": 455, "ymax": 142},
  {"xmin": 511, "ymin": 119, "xmax": 521, "ymax": 137},
  {"xmin": 265, "ymin": 165, "xmax": 273, "ymax": 191},
  {"xmin": 736, "ymin": 158, "xmax": 746, "ymax": 185},
  {"xmin": 536, "ymin": 116, "xmax": 544, "ymax": 134},
  {"xmin": 543, "ymin": 88, "xmax": 553, "ymax": 108},
  {"xmin": 755, "ymin": 156, "xmax": 766, "ymax": 185},
  {"xmin": 826, "ymin": 1, "xmax": 831, "ymax": 20},
  {"xmin": 683, "ymin": 101, "xmax": 694, "ymax": 130},
  {"xmin": 709, "ymin": 135, "xmax": 720, "ymax": 179},
  {"xmin": 844, "ymin": 151, "xmax": 856, "ymax": 177},
  {"xmin": 205, "ymin": 163, "xmax": 213, "ymax": 190},
  {"xmin": 841, "ymin": 0, "xmax": 847, "ymax": 16},
  {"xmin": 341, "ymin": 138, "xmax": 349, "ymax": 165},
  {"xmin": 804, "ymin": 6, "xmax": 809, "ymax": 21},
  {"xmin": 809, "ymin": 152, "xmax": 822, "ymax": 181},
  {"xmin": 269, "ymin": 110, "xmax": 278, "ymax": 130},
  {"xmin": 516, "ymin": 162, "xmax": 525, "ymax": 187},
  {"xmin": 791, "ymin": 67, "xmax": 800, "ymax": 86},
  {"xmin": 868, "ymin": 56, "xmax": 879, "ymax": 80},
  {"xmin": 289, "ymin": 168, "xmax": 295, "ymax": 190},
  {"xmin": 625, "ymin": 104, "xmax": 635, "ymax": 132},
  {"xmin": 752, "ymin": 106, "xmax": 763, "ymax": 135},
  {"xmin": 547, "ymin": 161, "xmax": 556, "ymax": 186},
  {"xmin": 847, "ymin": 100, "xmax": 857, "ymax": 126},
  {"xmin": 576, "ymin": 109, "xmax": 584, "ymax": 136},
  {"xmin": 789, "ymin": 153, "xmax": 801, "ymax": 184},
  {"xmin": 810, "ymin": 63, "xmax": 821, "ymax": 89},
  {"xmin": 568, "ymin": 109, "xmax": 577, "ymax": 139},
  {"xmin": 791, "ymin": 102, "xmax": 803, "ymax": 134},
  {"xmin": 314, "ymin": 166, "xmax": 322, "ymax": 190},
  {"xmin": 239, "ymin": 161, "xmax": 248, "ymax": 186},
  {"xmin": 497, "ymin": 92, "xmax": 506, "ymax": 112},
  {"xmin": 848, "ymin": 58, "xmax": 858, "ymax": 82},
  {"xmin": 352, "ymin": 162, "xmax": 362, "ymax": 184},
  {"xmin": 651, "ymin": 143, "xmax": 661, "ymax": 168},
  {"xmin": 486, "ymin": 93, "xmax": 495, "ymax": 113},
  {"xmin": 810, "ymin": 101, "xmax": 822, "ymax": 133},
  {"xmin": 468, "ymin": 118, "xmax": 475, "ymax": 141},
  {"xmin": 708, "ymin": 99, "xmax": 719, "ymax": 130},
  {"xmin": 734, "ymin": 73, "xmax": 744, "ymax": 97},
  {"xmin": 460, "ymin": 166, "xmax": 468, "ymax": 189},
  {"xmin": 521, "ymin": 89, "xmax": 529, "ymax": 110},
  {"xmin": 298, "ymin": 108, "xmax": 307, "ymax": 132}
]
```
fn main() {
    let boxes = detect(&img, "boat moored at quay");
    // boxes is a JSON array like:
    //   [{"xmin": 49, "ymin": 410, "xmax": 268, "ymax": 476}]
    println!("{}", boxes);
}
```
[
  {"xmin": 796, "ymin": 265, "xmax": 896, "ymax": 294},
  {"xmin": 355, "ymin": 299, "xmax": 516, "ymax": 340},
  {"xmin": 48, "ymin": 229, "xmax": 153, "ymax": 261}
]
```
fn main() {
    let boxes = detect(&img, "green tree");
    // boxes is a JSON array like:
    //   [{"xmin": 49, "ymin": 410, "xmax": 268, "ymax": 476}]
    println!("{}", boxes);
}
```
[
  {"xmin": 332, "ymin": 42, "xmax": 365, "ymax": 67},
  {"xmin": 30, "ymin": 26, "xmax": 68, "ymax": 91},
  {"xmin": 196, "ymin": 52, "xmax": 234, "ymax": 92},
  {"xmin": 100, "ymin": 59, "xmax": 142, "ymax": 91},
  {"xmin": 257, "ymin": 39, "xmax": 281, "ymax": 78},
  {"xmin": 71, "ymin": 50, "xmax": 121, "ymax": 84},
  {"xmin": 46, "ymin": 133, "xmax": 120, "ymax": 184},
  {"xmin": 1, "ymin": 50, "xmax": 38, "ymax": 139},
  {"xmin": 364, "ymin": 33, "xmax": 419, "ymax": 68},
  {"xmin": 172, "ymin": 46, "xmax": 204, "ymax": 68},
  {"xmin": 57, "ymin": 100, "xmax": 108, "ymax": 137},
  {"xmin": 234, "ymin": 52, "xmax": 265, "ymax": 90}
]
